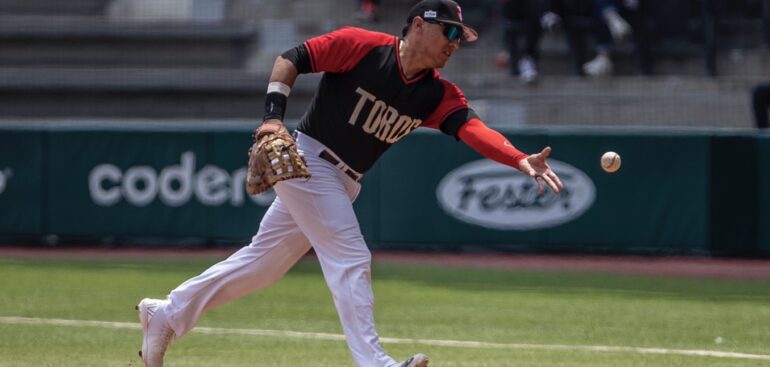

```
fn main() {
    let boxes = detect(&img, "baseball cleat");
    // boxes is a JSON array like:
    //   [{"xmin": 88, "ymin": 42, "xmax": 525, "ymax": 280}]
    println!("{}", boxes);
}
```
[
  {"xmin": 583, "ymin": 54, "xmax": 613, "ymax": 77},
  {"xmin": 604, "ymin": 10, "xmax": 631, "ymax": 41},
  {"xmin": 137, "ymin": 298, "xmax": 175, "ymax": 367},
  {"xmin": 517, "ymin": 56, "xmax": 538, "ymax": 84},
  {"xmin": 397, "ymin": 353, "xmax": 429, "ymax": 367}
]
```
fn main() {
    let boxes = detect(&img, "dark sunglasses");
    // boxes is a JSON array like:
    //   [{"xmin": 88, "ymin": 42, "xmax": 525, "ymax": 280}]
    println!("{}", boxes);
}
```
[{"xmin": 425, "ymin": 20, "xmax": 463, "ymax": 42}]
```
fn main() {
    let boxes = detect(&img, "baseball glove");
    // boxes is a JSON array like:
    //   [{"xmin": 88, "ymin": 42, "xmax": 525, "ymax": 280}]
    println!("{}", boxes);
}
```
[{"xmin": 246, "ymin": 123, "xmax": 310, "ymax": 195}]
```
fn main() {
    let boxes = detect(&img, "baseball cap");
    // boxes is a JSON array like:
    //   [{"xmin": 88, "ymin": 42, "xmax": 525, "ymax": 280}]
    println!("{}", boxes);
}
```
[{"xmin": 404, "ymin": 0, "xmax": 478, "ymax": 42}]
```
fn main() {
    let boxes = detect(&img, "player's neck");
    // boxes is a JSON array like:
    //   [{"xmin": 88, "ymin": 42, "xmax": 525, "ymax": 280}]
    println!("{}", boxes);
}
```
[{"xmin": 399, "ymin": 39, "xmax": 429, "ymax": 79}]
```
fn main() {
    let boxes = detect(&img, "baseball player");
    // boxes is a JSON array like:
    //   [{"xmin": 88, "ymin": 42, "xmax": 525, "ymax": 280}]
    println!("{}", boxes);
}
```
[{"xmin": 137, "ymin": 1, "xmax": 564, "ymax": 366}]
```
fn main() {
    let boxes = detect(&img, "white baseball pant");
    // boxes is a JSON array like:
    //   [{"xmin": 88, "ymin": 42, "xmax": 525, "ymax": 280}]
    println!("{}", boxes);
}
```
[{"xmin": 163, "ymin": 132, "xmax": 399, "ymax": 367}]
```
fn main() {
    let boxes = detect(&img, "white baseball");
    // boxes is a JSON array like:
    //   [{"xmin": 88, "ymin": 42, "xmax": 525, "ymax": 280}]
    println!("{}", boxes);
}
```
[{"xmin": 601, "ymin": 151, "xmax": 621, "ymax": 173}]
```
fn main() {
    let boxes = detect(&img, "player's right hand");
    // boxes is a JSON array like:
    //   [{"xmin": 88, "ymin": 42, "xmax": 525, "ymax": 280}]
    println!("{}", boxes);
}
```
[
  {"xmin": 256, "ymin": 119, "xmax": 285, "ymax": 139},
  {"xmin": 518, "ymin": 146, "xmax": 564, "ymax": 194}
]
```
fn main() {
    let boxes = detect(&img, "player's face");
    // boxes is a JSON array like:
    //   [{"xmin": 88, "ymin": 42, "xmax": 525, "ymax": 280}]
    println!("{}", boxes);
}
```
[{"xmin": 423, "ymin": 21, "xmax": 461, "ymax": 68}]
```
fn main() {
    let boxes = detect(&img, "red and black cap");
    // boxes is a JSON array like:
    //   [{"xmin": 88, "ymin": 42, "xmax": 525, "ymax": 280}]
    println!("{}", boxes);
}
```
[{"xmin": 404, "ymin": 0, "xmax": 478, "ymax": 42}]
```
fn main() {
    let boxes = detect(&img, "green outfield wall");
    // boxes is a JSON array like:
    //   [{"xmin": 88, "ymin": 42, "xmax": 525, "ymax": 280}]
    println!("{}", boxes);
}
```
[
  {"xmin": 0, "ymin": 123, "xmax": 767, "ymax": 257},
  {"xmin": 759, "ymin": 134, "xmax": 770, "ymax": 255}
]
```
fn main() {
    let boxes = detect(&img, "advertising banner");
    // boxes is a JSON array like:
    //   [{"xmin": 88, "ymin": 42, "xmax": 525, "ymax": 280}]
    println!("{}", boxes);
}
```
[
  {"xmin": 374, "ymin": 130, "xmax": 710, "ymax": 253},
  {"xmin": 0, "ymin": 124, "xmax": 766, "ymax": 256},
  {"xmin": 759, "ymin": 134, "xmax": 770, "ymax": 253},
  {"xmin": 0, "ymin": 130, "xmax": 43, "ymax": 235},
  {"xmin": 44, "ymin": 127, "xmax": 273, "ymax": 239}
]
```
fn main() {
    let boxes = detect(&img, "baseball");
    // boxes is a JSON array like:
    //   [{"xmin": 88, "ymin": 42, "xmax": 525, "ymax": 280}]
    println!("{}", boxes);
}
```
[{"xmin": 601, "ymin": 151, "xmax": 621, "ymax": 173}]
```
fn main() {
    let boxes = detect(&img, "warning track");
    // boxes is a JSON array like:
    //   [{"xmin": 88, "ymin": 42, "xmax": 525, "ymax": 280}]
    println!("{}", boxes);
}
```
[{"xmin": 1, "ymin": 247, "xmax": 767, "ymax": 281}]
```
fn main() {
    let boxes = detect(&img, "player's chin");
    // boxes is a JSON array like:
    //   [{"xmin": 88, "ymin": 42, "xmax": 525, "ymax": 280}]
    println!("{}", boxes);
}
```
[{"xmin": 434, "ymin": 58, "xmax": 450, "ymax": 68}]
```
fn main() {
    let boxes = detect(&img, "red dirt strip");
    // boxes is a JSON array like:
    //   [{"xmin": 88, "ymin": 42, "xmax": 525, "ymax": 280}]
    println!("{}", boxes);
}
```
[
  {"xmin": 373, "ymin": 252, "xmax": 770, "ymax": 281},
  {"xmin": 0, "ymin": 247, "xmax": 768, "ymax": 281}
]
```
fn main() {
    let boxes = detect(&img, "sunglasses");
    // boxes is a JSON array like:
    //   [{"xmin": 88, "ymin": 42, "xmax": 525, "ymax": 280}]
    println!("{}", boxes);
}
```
[{"xmin": 425, "ymin": 20, "xmax": 463, "ymax": 42}]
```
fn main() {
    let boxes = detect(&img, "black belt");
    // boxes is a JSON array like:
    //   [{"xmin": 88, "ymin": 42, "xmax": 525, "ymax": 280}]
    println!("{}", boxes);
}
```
[{"xmin": 318, "ymin": 150, "xmax": 362, "ymax": 181}]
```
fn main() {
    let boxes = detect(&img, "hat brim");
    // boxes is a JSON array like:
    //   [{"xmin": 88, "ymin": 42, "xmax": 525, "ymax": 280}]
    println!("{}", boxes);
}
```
[{"xmin": 435, "ymin": 19, "xmax": 478, "ymax": 42}]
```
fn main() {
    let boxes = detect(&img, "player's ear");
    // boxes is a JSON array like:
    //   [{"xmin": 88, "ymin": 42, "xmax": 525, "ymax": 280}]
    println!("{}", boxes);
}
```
[{"xmin": 411, "ymin": 16, "xmax": 426, "ymax": 34}]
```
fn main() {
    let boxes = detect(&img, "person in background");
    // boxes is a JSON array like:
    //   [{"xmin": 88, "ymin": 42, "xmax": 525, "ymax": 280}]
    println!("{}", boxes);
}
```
[
  {"xmin": 753, "ymin": 82, "xmax": 770, "ymax": 129},
  {"xmin": 581, "ymin": 0, "xmax": 637, "ymax": 76},
  {"xmin": 496, "ymin": 0, "xmax": 561, "ymax": 83},
  {"xmin": 357, "ymin": 0, "xmax": 381, "ymax": 22}
]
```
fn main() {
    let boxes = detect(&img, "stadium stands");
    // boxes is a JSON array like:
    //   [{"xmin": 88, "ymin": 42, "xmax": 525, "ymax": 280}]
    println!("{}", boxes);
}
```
[
  {"xmin": 0, "ymin": 0, "xmax": 766, "ymax": 127},
  {"xmin": 0, "ymin": 0, "xmax": 262, "ymax": 118}
]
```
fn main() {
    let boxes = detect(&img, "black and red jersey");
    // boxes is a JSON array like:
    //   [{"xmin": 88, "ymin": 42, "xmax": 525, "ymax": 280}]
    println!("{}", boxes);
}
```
[{"xmin": 293, "ymin": 27, "xmax": 477, "ymax": 173}]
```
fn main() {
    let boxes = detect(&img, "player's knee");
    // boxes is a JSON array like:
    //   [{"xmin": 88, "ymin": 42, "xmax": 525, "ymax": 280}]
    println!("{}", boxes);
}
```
[{"xmin": 340, "ymin": 242, "xmax": 372, "ymax": 267}]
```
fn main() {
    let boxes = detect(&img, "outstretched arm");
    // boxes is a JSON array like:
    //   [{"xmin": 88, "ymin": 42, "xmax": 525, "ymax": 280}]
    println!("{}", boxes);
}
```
[{"xmin": 457, "ymin": 118, "xmax": 564, "ymax": 193}]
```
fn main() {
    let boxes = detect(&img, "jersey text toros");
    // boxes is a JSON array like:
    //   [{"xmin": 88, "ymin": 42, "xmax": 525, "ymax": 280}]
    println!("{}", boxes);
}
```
[
  {"xmin": 349, "ymin": 87, "xmax": 423, "ymax": 144},
  {"xmin": 295, "ymin": 27, "xmax": 475, "ymax": 173}
]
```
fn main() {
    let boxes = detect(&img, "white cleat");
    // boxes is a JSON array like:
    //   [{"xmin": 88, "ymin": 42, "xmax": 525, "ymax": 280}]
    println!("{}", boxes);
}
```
[
  {"xmin": 604, "ymin": 9, "xmax": 632, "ymax": 41},
  {"xmin": 136, "ymin": 298, "xmax": 175, "ymax": 367},
  {"xmin": 583, "ymin": 53, "xmax": 613, "ymax": 77},
  {"xmin": 396, "ymin": 353, "xmax": 430, "ymax": 367},
  {"xmin": 517, "ymin": 56, "xmax": 539, "ymax": 84}
]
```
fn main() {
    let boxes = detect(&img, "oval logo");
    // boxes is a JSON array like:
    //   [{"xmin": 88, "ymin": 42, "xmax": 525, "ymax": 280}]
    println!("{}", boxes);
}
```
[{"xmin": 436, "ymin": 159, "xmax": 595, "ymax": 230}]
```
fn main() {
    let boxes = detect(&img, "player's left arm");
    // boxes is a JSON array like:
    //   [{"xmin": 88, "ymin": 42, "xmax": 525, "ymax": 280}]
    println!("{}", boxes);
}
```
[
  {"xmin": 257, "ymin": 27, "xmax": 390, "ymax": 137},
  {"xmin": 256, "ymin": 56, "xmax": 299, "ymax": 136},
  {"xmin": 457, "ymin": 118, "xmax": 563, "ymax": 193}
]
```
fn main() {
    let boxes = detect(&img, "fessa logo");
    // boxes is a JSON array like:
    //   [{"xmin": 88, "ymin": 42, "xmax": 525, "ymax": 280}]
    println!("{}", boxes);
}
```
[
  {"xmin": 436, "ymin": 159, "xmax": 595, "ymax": 230},
  {"xmin": 88, "ymin": 152, "xmax": 274, "ymax": 207}
]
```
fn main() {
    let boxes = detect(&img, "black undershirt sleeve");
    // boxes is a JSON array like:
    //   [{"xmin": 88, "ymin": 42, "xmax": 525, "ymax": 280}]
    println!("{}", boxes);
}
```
[
  {"xmin": 281, "ymin": 44, "xmax": 312, "ymax": 74},
  {"xmin": 440, "ymin": 108, "xmax": 479, "ymax": 139}
]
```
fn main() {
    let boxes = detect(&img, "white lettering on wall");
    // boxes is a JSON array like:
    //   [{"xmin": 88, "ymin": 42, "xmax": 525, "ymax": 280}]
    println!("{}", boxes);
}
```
[{"xmin": 88, "ymin": 152, "xmax": 275, "ymax": 207}]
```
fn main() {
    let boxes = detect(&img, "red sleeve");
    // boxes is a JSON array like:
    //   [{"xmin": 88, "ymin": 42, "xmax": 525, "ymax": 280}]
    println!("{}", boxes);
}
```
[
  {"xmin": 421, "ymin": 77, "xmax": 470, "ymax": 129},
  {"xmin": 458, "ymin": 118, "xmax": 529, "ymax": 170},
  {"xmin": 304, "ymin": 27, "xmax": 395, "ymax": 74}
]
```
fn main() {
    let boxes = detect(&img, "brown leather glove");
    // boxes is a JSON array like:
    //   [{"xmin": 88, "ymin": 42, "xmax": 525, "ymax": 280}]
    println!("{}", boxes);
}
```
[{"xmin": 246, "ymin": 121, "xmax": 310, "ymax": 195}]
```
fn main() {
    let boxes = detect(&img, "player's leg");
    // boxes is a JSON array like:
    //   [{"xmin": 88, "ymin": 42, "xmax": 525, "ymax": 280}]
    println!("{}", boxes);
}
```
[
  {"xmin": 138, "ymin": 197, "xmax": 310, "ymax": 367},
  {"xmin": 164, "ymin": 196, "xmax": 311, "ymax": 335},
  {"xmin": 273, "ymin": 159, "xmax": 400, "ymax": 367}
]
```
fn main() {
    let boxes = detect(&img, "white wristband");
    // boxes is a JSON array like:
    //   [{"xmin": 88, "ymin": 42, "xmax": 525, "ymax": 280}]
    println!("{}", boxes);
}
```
[{"xmin": 267, "ymin": 82, "xmax": 291, "ymax": 97}]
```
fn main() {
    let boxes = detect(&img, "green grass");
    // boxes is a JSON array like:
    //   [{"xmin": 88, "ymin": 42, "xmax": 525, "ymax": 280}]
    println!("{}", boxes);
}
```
[{"xmin": 0, "ymin": 255, "xmax": 768, "ymax": 366}]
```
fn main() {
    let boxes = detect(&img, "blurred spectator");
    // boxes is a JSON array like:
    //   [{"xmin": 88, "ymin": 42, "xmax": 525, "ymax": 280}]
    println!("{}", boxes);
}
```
[
  {"xmin": 356, "ymin": 0, "xmax": 380, "ymax": 22},
  {"xmin": 753, "ymin": 82, "xmax": 770, "ymax": 129},
  {"xmin": 496, "ymin": 0, "xmax": 559, "ymax": 83},
  {"xmin": 581, "ymin": 0, "xmax": 637, "ymax": 76}
]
